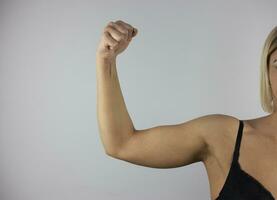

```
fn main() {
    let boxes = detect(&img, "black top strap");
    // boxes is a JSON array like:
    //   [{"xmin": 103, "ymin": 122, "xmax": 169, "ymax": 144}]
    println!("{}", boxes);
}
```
[{"xmin": 232, "ymin": 119, "xmax": 244, "ymax": 164}]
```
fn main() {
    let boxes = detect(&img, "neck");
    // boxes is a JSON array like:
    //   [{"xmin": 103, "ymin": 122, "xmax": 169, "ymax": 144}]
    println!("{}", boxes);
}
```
[{"xmin": 264, "ymin": 110, "xmax": 277, "ymax": 128}]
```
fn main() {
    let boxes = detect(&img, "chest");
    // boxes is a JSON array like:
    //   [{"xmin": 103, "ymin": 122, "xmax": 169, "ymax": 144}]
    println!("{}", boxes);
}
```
[
  {"xmin": 205, "ymin": 130, "xmax": 277, "ymax": 199},
  {"xmin": 237, "ymin": 133, "xmax": 277, "ymax": 198}
]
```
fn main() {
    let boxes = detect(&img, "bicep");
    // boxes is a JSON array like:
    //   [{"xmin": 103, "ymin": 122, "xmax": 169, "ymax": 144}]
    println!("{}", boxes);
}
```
[{"xmin": 113, "ymin": 114, "xmax": 224, "ymax": 169}]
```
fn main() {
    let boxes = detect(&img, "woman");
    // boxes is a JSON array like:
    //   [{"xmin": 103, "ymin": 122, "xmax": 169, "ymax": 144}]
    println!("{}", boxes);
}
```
[{"xmin": 96, "ymin": 20, "xmax": 277, "ymax": 200}]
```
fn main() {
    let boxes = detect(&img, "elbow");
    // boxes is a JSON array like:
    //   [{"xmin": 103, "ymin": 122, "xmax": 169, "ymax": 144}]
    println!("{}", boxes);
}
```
[
  {"xmin": 105, "ymin": 147, "xmax": 120, "ymax": 158},
  {"xmin": 105, "ymin": 149, "xmax": 115, "ymax": 157},
  {"xmin": 103, "ymin": 131, "xmax": 134, "ymax": 158},
  {"xmin": 104, "ymin": 134, "xmax": 134, "ymax": 158}
]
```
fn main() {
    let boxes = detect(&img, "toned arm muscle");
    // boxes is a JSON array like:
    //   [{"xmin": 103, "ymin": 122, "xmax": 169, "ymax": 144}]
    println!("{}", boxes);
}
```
[{"xmin": 113, "ymin": 114, "xmax": 225, "ymax": 169}]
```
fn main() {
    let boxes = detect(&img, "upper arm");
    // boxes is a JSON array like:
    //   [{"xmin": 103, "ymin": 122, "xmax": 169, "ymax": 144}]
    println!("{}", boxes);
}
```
[{"xmin": 112, "ymin": 114, "xmax": 228, "ymax": 169}]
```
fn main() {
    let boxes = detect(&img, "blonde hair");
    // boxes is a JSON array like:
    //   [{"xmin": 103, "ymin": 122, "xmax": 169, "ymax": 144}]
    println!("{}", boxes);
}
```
[{"xmin": 260, "ymin": 26, "xmax": 277, "ymax": 113}]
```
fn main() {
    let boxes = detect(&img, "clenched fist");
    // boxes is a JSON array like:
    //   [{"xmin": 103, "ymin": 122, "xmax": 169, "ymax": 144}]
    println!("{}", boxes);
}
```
[{"xmin": 96, "ymin": 20, "xmax": 138, "ymax": 60}]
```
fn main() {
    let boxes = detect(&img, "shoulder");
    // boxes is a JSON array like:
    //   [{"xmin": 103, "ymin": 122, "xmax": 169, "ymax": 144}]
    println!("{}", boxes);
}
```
[
  {"xmin": 200, "ymin": 113, "xmax": 240, "ymax": 137},
  {"xmin": 200, "ymin": 114, "xmax": 240, "ymax": 162}
]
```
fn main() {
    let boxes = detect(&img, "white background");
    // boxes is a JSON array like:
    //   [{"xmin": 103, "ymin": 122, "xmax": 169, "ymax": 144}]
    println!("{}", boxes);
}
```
[{"xmin": 0, "ymin": 0, "xmax": 276, "ymax": 199}]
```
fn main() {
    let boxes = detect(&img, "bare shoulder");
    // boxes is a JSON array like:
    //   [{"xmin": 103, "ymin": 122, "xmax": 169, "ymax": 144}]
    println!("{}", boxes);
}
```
[{"xmin": 200, "ymin": 114, "xmax": 241, "ymax": 162}]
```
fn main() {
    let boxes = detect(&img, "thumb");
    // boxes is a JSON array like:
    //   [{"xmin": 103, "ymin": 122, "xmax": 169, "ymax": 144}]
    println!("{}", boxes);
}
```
[{"xmin": 132, "ymin": 28, "xmax": 138, "ymax": 37}]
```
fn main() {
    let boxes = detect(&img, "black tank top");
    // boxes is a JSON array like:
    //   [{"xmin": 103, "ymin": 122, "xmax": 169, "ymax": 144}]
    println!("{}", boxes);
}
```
[{"xmin": 214, "ymin": 119, "xmax": 275, "ymax": 200}]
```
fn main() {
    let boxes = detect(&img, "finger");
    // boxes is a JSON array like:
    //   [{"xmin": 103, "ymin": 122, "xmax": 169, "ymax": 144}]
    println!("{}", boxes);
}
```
[
  {"xmin": 110, "ymin": 22, "xmax": 131, "ymax": 42},
  {"xmin": 132, "ymin": 28, "xmax": 138, "ymax": 37},
  {"xmin": 103, "ymin": 31, "xmax": 118, "ymax": 48},
  {"xmin": 116, "ymin": 20, "xmax": 134, "ymax": 31},
  {"xmin": 115, "ymin": 20, "xmax": 135, "ymax": 40},
  {"xmin": 109, "ymin": 22, "xmax": 129, "ymax": 37},
  {"xmin": 105, "ymin": 25, "xmax": 127, "ymax": 42}
]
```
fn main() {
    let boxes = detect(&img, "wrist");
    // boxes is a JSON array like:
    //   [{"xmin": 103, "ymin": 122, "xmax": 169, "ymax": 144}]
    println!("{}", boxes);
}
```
[
  {"xmin": 96, "ymin": 54, "xmax": 117, "ymax": 75},
  {"xmin": 96, "ymin": 52, "xmax": 116, "ymax": 62},
  {"xmin": 96, "ymin": 56, "xmax": 116, "ymax": 67}
]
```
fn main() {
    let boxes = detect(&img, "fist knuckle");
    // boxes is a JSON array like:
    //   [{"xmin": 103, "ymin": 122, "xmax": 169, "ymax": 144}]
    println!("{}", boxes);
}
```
[
  {"xmin": 104, "ymin": 26, "xmax": 110, "ymax": 32},
  {"xmin": 119, "ymin": 32, "xmax": 126, "ymax": 39},
  {"xmin": 123, "ymin": 29, "xmax": 128, "ymax": 34},
  {"xmin": 117, "ymin": 29, "xmax": 124, "ymax": 36},
  {"xmin": 103, "ymin": 32, "xmax": 109, "ymax": 38}
]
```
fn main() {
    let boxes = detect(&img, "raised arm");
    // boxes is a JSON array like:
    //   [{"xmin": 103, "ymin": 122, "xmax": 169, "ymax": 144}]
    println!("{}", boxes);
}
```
[
  {"xmin": 96, "ymin": 20, "xmax": 138, "ymax": 155},
  {"xmin": 96, "ymin": 20, "xmax": 225, "ymax": 169}
]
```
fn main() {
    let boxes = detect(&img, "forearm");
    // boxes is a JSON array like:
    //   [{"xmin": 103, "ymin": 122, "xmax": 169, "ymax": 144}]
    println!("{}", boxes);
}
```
[{"xmin": 96, "ymin": 56, "xmax": 135, "ymax": 155}]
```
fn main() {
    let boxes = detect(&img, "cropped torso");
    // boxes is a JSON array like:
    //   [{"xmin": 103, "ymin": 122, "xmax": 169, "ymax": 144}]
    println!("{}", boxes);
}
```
[{"xmin": 203, "ymin": 118, "xmax": 277, "ymax": 200}]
